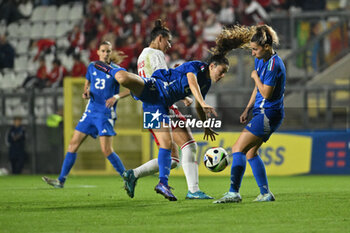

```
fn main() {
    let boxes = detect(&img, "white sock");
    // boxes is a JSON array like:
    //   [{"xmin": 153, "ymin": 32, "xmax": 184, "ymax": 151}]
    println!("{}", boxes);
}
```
[
  {"xmin": 133, "ymin": 157, "xmax": 179, "ymax": 178},
  {"xmin": 181, "ymin": 140, "xmax": 199, "ymax": 193}
]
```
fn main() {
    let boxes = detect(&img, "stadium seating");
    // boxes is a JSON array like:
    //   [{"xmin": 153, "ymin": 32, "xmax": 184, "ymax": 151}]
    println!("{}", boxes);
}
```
[
  {"xmin": 44, "ymin": 5, "xmax": 57, "ymax": 22},
  {"xmin": 30, "ymin": 22, "xmax": 44, "ymax": 39},
  {"xmin": 56, "ymin": 5, "xmax": 70, "ymax": 22},
  {"xmin": 30, "ymin": 5, "xmax": 46, "ymax": 22}
]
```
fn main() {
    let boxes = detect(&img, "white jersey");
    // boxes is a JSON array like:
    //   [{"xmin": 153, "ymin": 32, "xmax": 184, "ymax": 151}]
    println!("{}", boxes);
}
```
[{"xmin": 137, "ymin": 47, "xmax": 168, "ymax": 78}]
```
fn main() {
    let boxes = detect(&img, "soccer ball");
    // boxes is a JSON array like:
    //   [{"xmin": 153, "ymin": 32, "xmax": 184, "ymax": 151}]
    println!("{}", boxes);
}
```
[{"xmin": 203, "ymin": 147, "xmax": 229, "ymax": 172}]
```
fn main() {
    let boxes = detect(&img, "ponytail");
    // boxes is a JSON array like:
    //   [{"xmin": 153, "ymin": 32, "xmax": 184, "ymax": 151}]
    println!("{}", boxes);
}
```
[{"xmin": 150, "ymin": 19, "xmax": 171, "ymax": 42}]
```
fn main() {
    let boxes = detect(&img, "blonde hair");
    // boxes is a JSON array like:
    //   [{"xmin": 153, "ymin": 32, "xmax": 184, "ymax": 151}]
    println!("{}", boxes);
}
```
[
  {"xmin": 110, "ymin": 50, "xmax": 127, "ymax": 64},
  {"xmin": 251, "ymin": 25, "xmax": 279, "ymax": 47},
  {"xmin": 213, "ymin": 24, "xmax": 279, "ymax": 55}
]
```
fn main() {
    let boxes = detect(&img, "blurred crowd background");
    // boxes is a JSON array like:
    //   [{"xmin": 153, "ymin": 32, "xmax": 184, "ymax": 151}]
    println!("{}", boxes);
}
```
[{"xmin": 1, "ymin": 0, "xmax": 348, "ymax": 87}]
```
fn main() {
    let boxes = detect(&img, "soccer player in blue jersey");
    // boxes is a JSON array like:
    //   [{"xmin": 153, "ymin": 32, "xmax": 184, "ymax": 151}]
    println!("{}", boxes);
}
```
[
  {"xmin": 42, "ymin": 41, "xmax": 130, "ymax": 188},
  {"xmin": 124, "ymin": 19, "xmax": 213, "ymax": 200},
  {"xmin": 213, "ymin": 25, "xmax": 286, "ymax": 203},
  {"xmin": 94, "ymin": 54, "xmax": 229, "ymax": 201}
]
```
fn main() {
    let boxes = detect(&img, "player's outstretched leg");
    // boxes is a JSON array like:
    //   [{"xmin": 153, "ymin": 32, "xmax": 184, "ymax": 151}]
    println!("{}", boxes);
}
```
[
  {"xmin": 42, "ymin": 176, "xmax": 64, "ymax": 188},
  {"xmin": 122, "ymin": 169, "xmax": 138, "ymax": 198}
]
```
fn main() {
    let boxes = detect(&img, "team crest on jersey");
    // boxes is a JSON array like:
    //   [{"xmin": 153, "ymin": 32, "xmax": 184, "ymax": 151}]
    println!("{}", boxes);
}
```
[{"xmin": 200, "ymin": 65, "xmax": 205, "ymax": 71}]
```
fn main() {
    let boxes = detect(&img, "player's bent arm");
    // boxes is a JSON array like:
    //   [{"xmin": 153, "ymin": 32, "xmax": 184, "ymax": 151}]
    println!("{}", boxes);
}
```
[
  {"xmin": 251, "ymin": 70, "xmax": 275, "ymax": 99},
  {"xmin": 195, "ymin": 100, "xmax": 207, "ymax": 122},
  {"xmin": 82, "ymin": 80, "xmax": 90, "ymax": 99},
  {"xmin": 188, "ymin": 72, "xmax": 217, "ymax": 117},
  {"xmin": 245, "ymin": 87, "xmax": 257, "ymax": 112},
  {"xmin": 187, "ymin": 73, "xmax": 206, "ymax": 107}
]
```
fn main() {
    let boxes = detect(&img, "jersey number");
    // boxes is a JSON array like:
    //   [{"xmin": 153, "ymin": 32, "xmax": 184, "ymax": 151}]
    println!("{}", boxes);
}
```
[
  {"xmin": 79, "ymin": 113, "xmax": 87, "ymax": 122},
  {"xmin": 139, "ymin": 70, "xmax": 146, "ymax": 78},
  {"xmin": 95, "ymin": 78, "xmax": 105, "ymax": 89}
]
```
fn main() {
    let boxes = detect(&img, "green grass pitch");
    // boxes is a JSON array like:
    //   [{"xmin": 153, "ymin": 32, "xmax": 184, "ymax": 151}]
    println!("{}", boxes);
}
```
[{"xmin": 0, "ymin": 175, "xmax": 349, "ymax": 233}]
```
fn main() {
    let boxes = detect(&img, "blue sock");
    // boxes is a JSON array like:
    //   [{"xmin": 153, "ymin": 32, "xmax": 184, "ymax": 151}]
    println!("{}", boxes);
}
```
[
  {"xmin": 230, "ymin": 152, "xmax": 246, "ymax": 193},
  {"xmin": 58, "ymin": 152, "xmax": 77, "ymax": 183},
  {"xmin": 110, "ymin": 67, "xmax": 126, "ymax": 77},
  {"xmin": 158, "ymin": 148, "xmax": 171, "ymax": 186},
  {"xmin": 107, "ymin": 152, "xmax": 125, "ymax": 177},
  {"xmin": 248, "ymin": 155, "xmax": 269, "ymax": 194}
]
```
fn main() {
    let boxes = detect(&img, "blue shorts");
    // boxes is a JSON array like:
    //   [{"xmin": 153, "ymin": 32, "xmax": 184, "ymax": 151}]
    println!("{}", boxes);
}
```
[
  {"xmin": 245, "ymin": 109, "xmax": 284, "ymax": 142},
  {"xmin": 131, "ymin": 77, "xmax": 170, "ymax": 125},
  {"xmin": 131, "ymin": 77, "xmax": 162, "ymax": 104},
  {"xmin": 75, "ymin": 111, "xmax": 116, "ymax": 138}
]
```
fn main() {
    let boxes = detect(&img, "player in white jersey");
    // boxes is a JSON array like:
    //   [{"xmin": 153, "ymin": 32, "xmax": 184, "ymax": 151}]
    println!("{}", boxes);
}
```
[
  {"xmin": 122, "ymin": 19, "xmax": 213, "ymax": 200},
  {"xmin": 42, "ymin": 41, "xmax": 130, "ymax": 188}
]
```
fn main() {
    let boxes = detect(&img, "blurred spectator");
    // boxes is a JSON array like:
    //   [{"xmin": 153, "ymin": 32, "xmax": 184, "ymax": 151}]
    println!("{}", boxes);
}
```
[
  {"xmin": 70, "ymin": 54, "xmax": 87, "ymax": 77},
  {"xmin": 22, "ymin": 57, "xmax": 48, "ymax": 88},
  {"xmin": 187, "ymin": 37, "xmax": 209, "ymax": 61},
  {"xmin": 6, "ymin": 117, "xmax": 27, "ymax": 174},
  {"xmin": 202, "ymin": 12, "xmax": 222, "ymax": 48},
  {"xmin": 242, "ymin": 0, "xmax": 270, "ymax": 25},
  {"xmin": 218, "ymin": 0, "xmax": 235, "ymax": 26},
  {"xmin": 66, "ymin": 25, "xmax": 85, "ymax": 56},
  {"xmin": 32, "ymin": 38, "xmax": 56, "ymax": 61},
  {"xmin": 18, "ymin": 0, "xmax": 33, "ymax": 18},
  {"xmin": 87, "ymin": 0, "xmax": 102, "ymax": 17},
  {"xmin": 0, "ymin": 34, "xmax": 15, "ymax": 69},
  {"xmin": 88, "ymin": 39, "xmax": 99, "ymax": 62},
  {"xmin": 0, "ymin": 0, "xmax": 24, "ymax": 25},
  {"xmin": 84, "ymin": 13, "xmax": 98, "ymax": 47},
  {"xmin": 116, "ymin": 35, "xmax": 137, "ymax": 69},
  {"xmin": 47, "ymin": 59, "xmax": 68, "ymax": 88}
]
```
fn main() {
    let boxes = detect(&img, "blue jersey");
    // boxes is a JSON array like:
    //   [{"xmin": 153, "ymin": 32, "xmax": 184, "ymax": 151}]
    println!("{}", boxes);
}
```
[
  {"xmin": 253, "ymin": 53, "xmax": 285, "ymax": 113},
  {"xmin": 150, "ymin": 61, "xmax": 212, "ymax": 107},
  {"xmin": 85, "ymin": 62, "xmax": 120, "ymax": 118}
]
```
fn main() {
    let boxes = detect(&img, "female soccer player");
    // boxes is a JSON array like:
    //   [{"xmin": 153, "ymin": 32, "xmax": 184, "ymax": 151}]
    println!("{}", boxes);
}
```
[
  {"xmin": 122, "ymin": 19, "xmax": 212, "ymax": 200},
  {"xmin": 42, "ymin": 41, "xmax": 130, "ymax": 188},
  {"xmin": 213, "ymin": 25, "xmax": 286, "ymax": 203},
  {"xmin": 94, "ymin": 53, "xmax": 229, "ymax": 201}
]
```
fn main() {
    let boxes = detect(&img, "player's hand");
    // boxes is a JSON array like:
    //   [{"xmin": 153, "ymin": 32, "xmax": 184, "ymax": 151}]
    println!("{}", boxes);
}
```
[
  {"xmin": 82, "ymin": 90, "xmax": 90, "ymax": 99},
  {"xmin": 203, "ymin": 128, "xmax": 219, "ymax": 141},
  {"xmin": 201, "ymin": 103, "xmax": 218, "ymax": 118},
  {"xmin": 182, "ymin": 97, "xmax": 193, "ymax": 106},
  {"xmin": 251, "ymin": 70, "xmax": 258, "ymax": 80},
  {"xmin": 105, "ymin": 97, "xmax": 118, "ymax": 108},
  {"xmin": 240, "ymin": 109, "xmax": 249, "ymax": 124}
]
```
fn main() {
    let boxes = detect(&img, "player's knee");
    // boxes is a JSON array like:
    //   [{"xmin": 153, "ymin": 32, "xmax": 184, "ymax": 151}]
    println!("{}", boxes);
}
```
[
  {"xmin": 171, "ymin": 143, "xmax": 179, "ymax": 158},
  {"xmin": 115, "ymin": 71, "xmax": 129, "ymax": 85},
  {"xmin": 159, "ymin": 139, "xmax": 173, "ymax": 150},
  {"xmin": 67, "ymin": 141, "xmax": 79, "ymax": 153},
  {"xmin": 101, "ymin": 147, "xmax": 113, "ymax": 156},
  {"xmin": 232, "ymin": 144, "xmax": 243, "ymax": 154}
]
